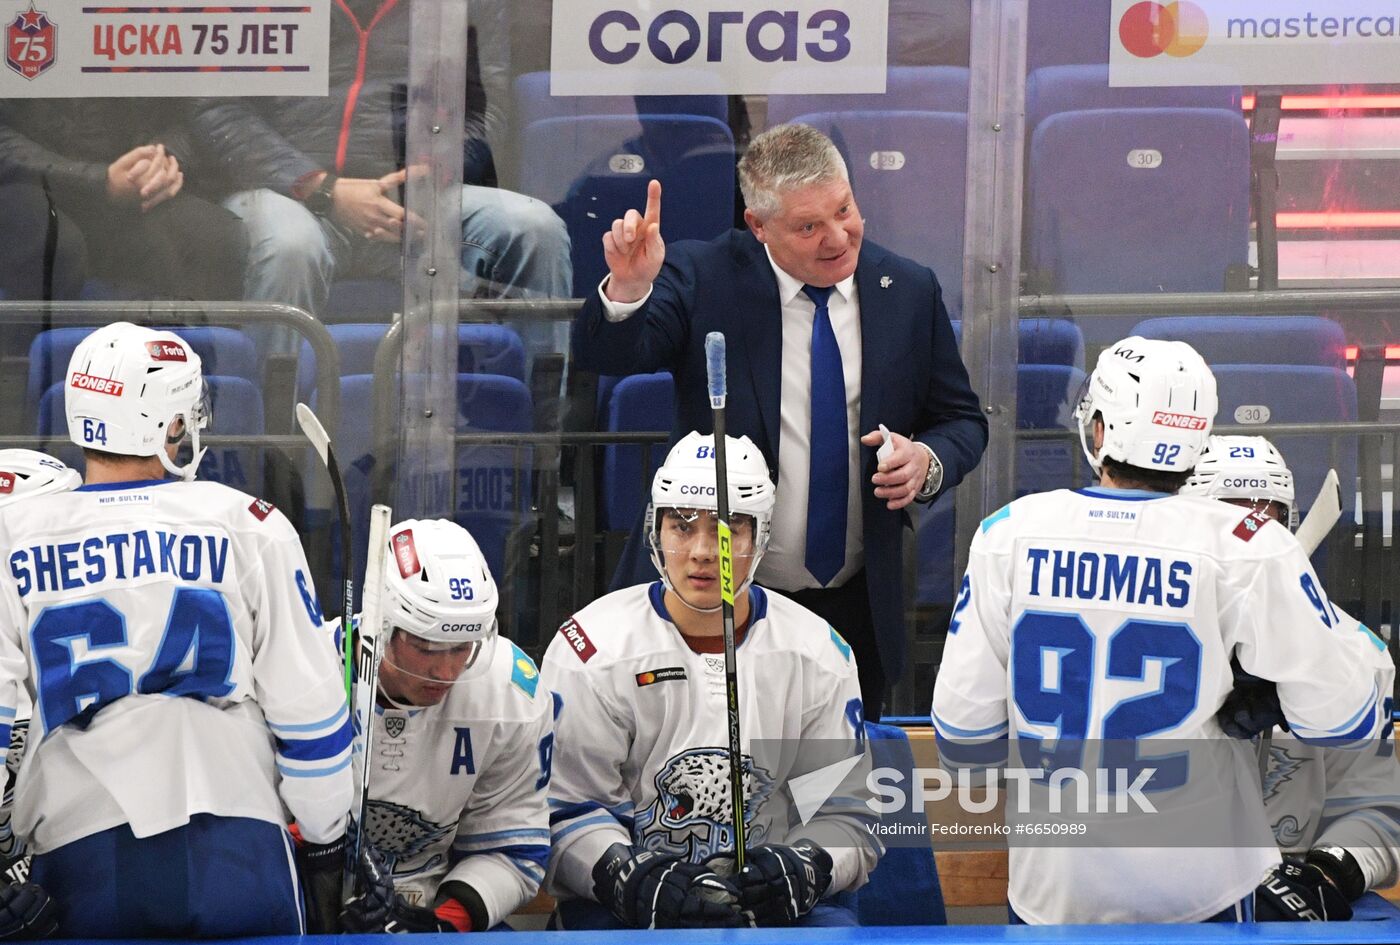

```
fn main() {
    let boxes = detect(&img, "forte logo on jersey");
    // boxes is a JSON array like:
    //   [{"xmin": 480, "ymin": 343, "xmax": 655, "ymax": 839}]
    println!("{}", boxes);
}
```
[{"xmin": 558, "ymin": 617, "xmax": 597, "ymax": 662}]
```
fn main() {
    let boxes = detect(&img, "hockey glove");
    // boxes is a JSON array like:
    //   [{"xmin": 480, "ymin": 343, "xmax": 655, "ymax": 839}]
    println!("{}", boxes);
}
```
[
  {"xmin": 339, "ymin": 844, "xmax": 479, "ymax": 933},
  {"xmin": 591, "ymin": 843, "xmax": 746, "ymax": 929},
  {"xmin": 291, "ymin": 827, "xmax": 346, "ymax": 934},
  {"xmin": 1217, "ymin": 677, "xmax": 1288, "ymax": 740},
  {"xmin": 728, "ymin": 842, "xmax": 833, "ymax": 926},
  {"xmin": 1255, "ymin": 861, "xmax": 1353, "ymax": 921},
  {"xmin": 0, "ymin": 882, "xmax": 57, "ymax": 939}
]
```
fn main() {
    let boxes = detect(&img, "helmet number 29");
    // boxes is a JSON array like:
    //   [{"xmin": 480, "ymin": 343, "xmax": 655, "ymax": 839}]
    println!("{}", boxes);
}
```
[
  {"xmin": 82, "ymin": 419, "xmax": 108, "ymax": 446},
  {"xmin": 448, "ymin": 577, "xmax": 474, "ymax": 601}
]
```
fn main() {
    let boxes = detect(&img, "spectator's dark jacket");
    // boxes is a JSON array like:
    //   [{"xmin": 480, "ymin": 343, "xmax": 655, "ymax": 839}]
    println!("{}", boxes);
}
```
[
  {"xmin": 193, "ymin": 0, "xmax": 494, "ymax": 196},
  {"xmin": 0, "ymin": 99, "xmax": 197, "ymax": 197}
]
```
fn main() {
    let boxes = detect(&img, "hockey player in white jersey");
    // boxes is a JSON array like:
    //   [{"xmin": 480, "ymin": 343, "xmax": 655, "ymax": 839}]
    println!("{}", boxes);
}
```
[
  {"xmin": 0, "ymin": 452, "xmax": 84, "ymax": 938},
  {"xmin": 335, "ymin": 518, "xmax": 552, "ymax": 933},
  {"xmin": 0, "ymin": 322, "xmax": 353, "ymax": 937},
  {"xmin": 542, "ymin": 432, "xmax": 880, "ymax": 930},
  {"xmin": 932, "ymin": 338, "xmax": 1381, "ymax": 925},
  {"xmin": 1184, "ymin": 434, "xmax": 1400, "ymax": 920}
]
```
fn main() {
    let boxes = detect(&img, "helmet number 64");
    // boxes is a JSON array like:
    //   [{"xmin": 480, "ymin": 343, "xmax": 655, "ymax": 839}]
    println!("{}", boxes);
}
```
[{"xmin": 82, "ymin": 419, "xmax": 108, "ymax": 446}]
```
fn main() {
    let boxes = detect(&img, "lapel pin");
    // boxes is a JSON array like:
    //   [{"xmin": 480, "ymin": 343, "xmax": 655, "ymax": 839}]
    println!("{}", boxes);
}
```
[{"xmin": 880, "ymin": 276, "xmax": 893, "ymax": 289}]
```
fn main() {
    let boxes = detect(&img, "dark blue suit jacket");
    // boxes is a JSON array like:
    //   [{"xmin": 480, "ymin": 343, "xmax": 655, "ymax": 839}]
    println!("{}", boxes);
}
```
[{"xmin": 573, "ymin": 228, "xmax": 987, "ymax": 683}]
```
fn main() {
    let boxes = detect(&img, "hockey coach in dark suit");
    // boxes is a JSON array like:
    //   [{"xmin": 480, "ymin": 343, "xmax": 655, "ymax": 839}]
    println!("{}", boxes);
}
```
[{"xmin": 572, "ymin": 123, "xmax": 987, "ymax": 720}]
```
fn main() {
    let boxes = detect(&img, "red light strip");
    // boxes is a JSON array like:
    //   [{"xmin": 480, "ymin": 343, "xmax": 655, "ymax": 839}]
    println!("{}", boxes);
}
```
[
  {"xmin": 1275, "ymin": 212, "xmax": 1400, "ymax": 229},
  {"xmin": 1243, "ymin": 93, "xmax": 1400, "ymax": 110},
  {"xmin": 1344, "ymin": 345, "xmax": 1400, "ymax": 361}
]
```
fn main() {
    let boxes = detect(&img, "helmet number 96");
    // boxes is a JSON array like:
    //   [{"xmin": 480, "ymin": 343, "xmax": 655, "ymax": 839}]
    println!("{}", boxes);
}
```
[
  {"xmin": 82, "ymin": 419, "xmax": 108, "ymax": 446},
  {"xmin": 448, "ymin": 577, "xmax": 474, "ymax": 601}
]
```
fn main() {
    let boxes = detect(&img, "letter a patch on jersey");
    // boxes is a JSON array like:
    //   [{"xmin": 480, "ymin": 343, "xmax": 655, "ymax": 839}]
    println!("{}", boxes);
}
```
[
  {"xmin": 1232, "ymin": 509, "xmax": 1272, "ymax": 542},
  {"xmin": 557, "ymin": 617, "xmax": 596, "ymax": 663}
]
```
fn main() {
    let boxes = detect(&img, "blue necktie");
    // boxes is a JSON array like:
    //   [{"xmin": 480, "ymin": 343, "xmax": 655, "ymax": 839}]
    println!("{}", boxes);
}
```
[{"xmin": 802, "ymin": 283, "xmax": 846, "ymax": 587}]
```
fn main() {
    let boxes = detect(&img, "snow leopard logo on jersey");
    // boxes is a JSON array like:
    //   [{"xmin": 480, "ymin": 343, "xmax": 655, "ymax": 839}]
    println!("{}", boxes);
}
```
[
  {"xmin": 1271, "ymin": 814, "xmax": 1308, "ymax": 848},
  {"xmin": 632, "ymin": 748, "xmax": 775, "ymax": 861},
  {"xmin": 365, "ymin": 799, "xmax": 454, "ymax": 876}
]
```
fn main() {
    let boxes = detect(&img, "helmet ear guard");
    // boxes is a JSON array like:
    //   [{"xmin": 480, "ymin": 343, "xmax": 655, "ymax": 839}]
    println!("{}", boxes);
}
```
[{"xmin": 64, "ymin": 322, "xmax": 208, "ymax": 481}]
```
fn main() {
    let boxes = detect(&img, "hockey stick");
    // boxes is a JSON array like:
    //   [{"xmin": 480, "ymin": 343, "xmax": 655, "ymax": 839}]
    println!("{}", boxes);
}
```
[
  {"xmin": 347, "ymin": 503, "xmax": 393, "ymax": 901},
  {"xmin": 705, "ymin": 332, "xmax": 747, "ymax": 870},
  {"xmin": 296, "ymin": 403, "xmax": 355, "ymax": 703},
  {"xmin": 1257, "ymin": 468, "xmax": 1342, "ymax": 782}
]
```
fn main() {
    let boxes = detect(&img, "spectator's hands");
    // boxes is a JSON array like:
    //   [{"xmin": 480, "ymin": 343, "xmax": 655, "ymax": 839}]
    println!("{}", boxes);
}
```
[
  {"xmin": 330, "ymin": 174, "xmax": 409, "ymax": 243},
  {"xmin": 602, "ymin": 178, "xmax": 664, "ymax": 303},
  {"xmin": 861, "ymin": 429, "xmax": 928, "ymax": 510},
  {"xmin": 107, "ymin": 145, "xmax": 184, "ymax": 213}
]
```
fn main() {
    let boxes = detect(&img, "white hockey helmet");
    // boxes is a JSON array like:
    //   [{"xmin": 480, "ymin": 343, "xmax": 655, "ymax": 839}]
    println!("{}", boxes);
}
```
[
  {"xmin": 65, "ymin": 322, "xmax": 209, "ymax": 481},
  {"xmin": 647, "ymin": 431, "xmax": 776, "ymax": 593},
  {"xmin": 383, "ymin": 518, "xmax": 498, "ymax": 649},
  {"xmin": 1074, "ymin": 337, "xmax": 1217, "ymax": 477},
  {"xmin": 0, "ymin": 450, "xmax": 81, "ymax": 508},
  {"xmin": 1182, "ymin": 435, "xmax": 1297, "ymax": 528}
]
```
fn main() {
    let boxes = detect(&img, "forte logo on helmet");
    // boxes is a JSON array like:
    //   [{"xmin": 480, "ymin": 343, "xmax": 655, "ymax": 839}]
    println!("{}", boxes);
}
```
[
  {"xmin": 0, "ymin": 473, "xmax": 13, "ymax": 495},
  {"xmin": 70, "ymin": 372, "xmax": 125, "ymax": 396},
  {"xmin": 393, "ymin": 530, "xmax": 421, "ymax": 579},
  {"xmin": 1151, "ymin": 411, "xmax": 1208, "ymax": 431},
  {"xmin": 145, "ymin": 341, "xmax": 188, "ymax": 362}
]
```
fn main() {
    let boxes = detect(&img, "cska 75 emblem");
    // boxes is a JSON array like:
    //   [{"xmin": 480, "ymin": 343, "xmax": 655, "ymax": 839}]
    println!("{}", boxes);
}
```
[{"xmin": 6, "ymin": 4, "xmax": 55, "ymax": 81}]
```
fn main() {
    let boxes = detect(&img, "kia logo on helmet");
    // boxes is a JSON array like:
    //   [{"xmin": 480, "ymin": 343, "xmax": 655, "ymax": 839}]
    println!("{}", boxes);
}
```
[{"xmin": 679, "ymin": 484, "xmax": 715, "ymax": 496}]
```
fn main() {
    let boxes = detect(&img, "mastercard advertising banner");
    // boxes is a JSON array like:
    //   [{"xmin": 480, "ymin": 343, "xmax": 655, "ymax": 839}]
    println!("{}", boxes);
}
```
[{"xmin": 1110, "ymin": 0, "xmax": 1400, "ymax": 86}]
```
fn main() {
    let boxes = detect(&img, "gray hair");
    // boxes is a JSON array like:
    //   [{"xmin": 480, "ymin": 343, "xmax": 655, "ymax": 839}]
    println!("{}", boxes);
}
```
[{"xmin": 738, "ymin": 123, "xmax": 849, "ymax": 221}]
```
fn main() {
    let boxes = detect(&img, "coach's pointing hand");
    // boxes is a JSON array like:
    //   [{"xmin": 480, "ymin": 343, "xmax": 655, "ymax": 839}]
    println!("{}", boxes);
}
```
[{"xmin": 603, "ymin": 178, "xmax": 665, "ymax": 304}]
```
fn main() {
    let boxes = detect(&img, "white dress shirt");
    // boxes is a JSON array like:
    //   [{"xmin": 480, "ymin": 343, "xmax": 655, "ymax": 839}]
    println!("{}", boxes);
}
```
[{"xmin": 597, "ymin": 248, "xmax": 864, "ymax": 591}]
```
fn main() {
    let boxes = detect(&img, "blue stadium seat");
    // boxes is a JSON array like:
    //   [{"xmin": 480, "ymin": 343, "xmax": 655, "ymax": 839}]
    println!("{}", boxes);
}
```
[
  {"xmin": 519, "ymin": 114, "xmax": 735, "ymax": 296},
  {"xmin": 39, "ymin": 376, "xmax": 265, "ymax": 495},
  {"xmin": 791, "ymin": 111, "xmax": 967, "ymax": 316},
  {"xmin": 1130, "ymin": 316, "xmax": 1347, "ymax": 370},
  {"xmin": 1026, "ymin": 106, "xmax": 1250, "ymax": 295},
  {"xmin": 1212, "ymin": 365, "xmax": 1358, "ymax": 521},
  {"xmin": 917, "ymin": 364, "xmax": 1087, "ymax": 606},
  {"xmin": 28, "ymin": 327, "xmax": 259, "ymax": 431},
  {"xmin": 296, "ymin": 324, "xmax": 527, "ymax": 403},
  {"xmin": 310, "ymin": 373, "xmax": 535, "ymax": 598},
  {"xmin": 599, "ymin": 372, "xmax": 675, "ymax": 532},
  {"xmin": 512, "ymin": 71, "xmax": 728, "ymax": 127},
  {"xmin": 1025, "ymin": 64, "xmax": 1242, "ymax": 136},
  {"xmin": 856, "ymin": 722, "xmax": 946, "ymax": 926},
  {"xmin": 1027, "ymin": 0, "xmax": 1111, "ymax": 70},
  {"xmin": 766, "ymin": 66, "xmax": 970, "ymax": 125},
  {"xmin": 1019, "ymin": 318, "xmax": 1085, "ymax": 368}
]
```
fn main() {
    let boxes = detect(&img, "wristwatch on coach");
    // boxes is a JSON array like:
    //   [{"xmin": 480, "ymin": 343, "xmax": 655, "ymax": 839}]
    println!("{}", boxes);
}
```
[
  {"xmin": 915, "ymin": 443, "xmax": 943, "ymax": 500},
  {"xmin": 1305, "ymin": 844, "xmax": 1367, "ymax": 901},
  {"xmin": 304, "ymin": 173, "xmax": 339, "ymax": 216}
]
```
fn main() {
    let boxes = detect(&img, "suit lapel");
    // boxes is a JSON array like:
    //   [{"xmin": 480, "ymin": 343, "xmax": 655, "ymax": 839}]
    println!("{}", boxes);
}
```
[
  {"xmin": 854, "ymin": 243, "xmax": 890, "ymax": 439},
  {"xmin": 735, "ymin": 234, "xmax": 783, "ymax": 462}
]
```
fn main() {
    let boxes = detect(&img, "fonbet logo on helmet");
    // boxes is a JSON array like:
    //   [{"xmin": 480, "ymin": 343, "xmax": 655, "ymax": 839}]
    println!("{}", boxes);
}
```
[
  {"xmin": 1075, "ymin": 336, "xmax": 1217, "ymax": 476},
  {"xmin": 64, "ymin": 322, "xmax": 208, "ymax": 481},
  {"xmin": 646, "ymin": 431, "xmax": 777, "ymax": 606}
]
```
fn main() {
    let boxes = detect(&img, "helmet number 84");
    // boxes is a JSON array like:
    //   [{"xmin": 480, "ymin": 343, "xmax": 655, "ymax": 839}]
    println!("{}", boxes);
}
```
[
  {"xmin": 448, "ymin": 577, "xmax": 474, "ymax": 601},
  {"xmin": 82, "ymin": 419, "xmax": 108, "ymax": 446}
]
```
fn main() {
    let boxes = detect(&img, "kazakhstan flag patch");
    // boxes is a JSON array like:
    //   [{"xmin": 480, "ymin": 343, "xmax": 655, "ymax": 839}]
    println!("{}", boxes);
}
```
[
  {"xmin": 828, "ymin": 627, "xmax": 853, "ymax": 663},
  {"xmin": 510, "ymin": 641, "xmax": 540, "ymax": 697}
]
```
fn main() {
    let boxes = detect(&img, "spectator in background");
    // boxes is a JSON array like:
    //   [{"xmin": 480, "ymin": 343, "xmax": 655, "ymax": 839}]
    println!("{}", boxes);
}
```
[
  {"xmin": 193, "ymin": 0, "xmax": 571, "ymax": 327},
  {"xmin": 0, "ymin": 98, "xmax": 246, "ymax": 301}
]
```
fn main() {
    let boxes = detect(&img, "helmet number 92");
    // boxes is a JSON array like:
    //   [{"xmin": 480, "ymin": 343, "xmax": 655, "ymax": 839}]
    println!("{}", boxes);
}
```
[
  {"xmin": 448, "ymin": 577, "xmax": 474, "ymax": 601},
  {"xmin": 82, "ymin": 419, "xmax": 108, "ymax": 446},
  {"xmin": 1151, "ymin": 443, "xmax": 1180, "ymax": 466}
]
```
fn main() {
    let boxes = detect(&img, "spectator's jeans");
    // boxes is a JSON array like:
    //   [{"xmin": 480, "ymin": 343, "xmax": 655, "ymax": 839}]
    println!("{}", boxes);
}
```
[{"xmin": 224, "ymin": 184, "xmax": 572, "ymax": 315}]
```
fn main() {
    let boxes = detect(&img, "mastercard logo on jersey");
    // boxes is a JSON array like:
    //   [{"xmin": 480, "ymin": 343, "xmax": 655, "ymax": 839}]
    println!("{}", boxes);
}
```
[{"xmin": 636, "ymin": 666, "xmax": 687, "ymax": 687}]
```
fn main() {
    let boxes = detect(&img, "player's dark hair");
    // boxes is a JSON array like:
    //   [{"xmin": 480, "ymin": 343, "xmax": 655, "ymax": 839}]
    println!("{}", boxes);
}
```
[{"xmin": 1101, "ymin": 456, "xmax": 1191, "ymax": 494}]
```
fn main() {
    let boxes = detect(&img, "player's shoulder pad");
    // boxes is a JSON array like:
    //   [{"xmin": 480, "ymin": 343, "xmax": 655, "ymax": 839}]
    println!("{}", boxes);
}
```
[{"xmin": 507, "ymin": 640, "xmax": 541, "ymax": 699}]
